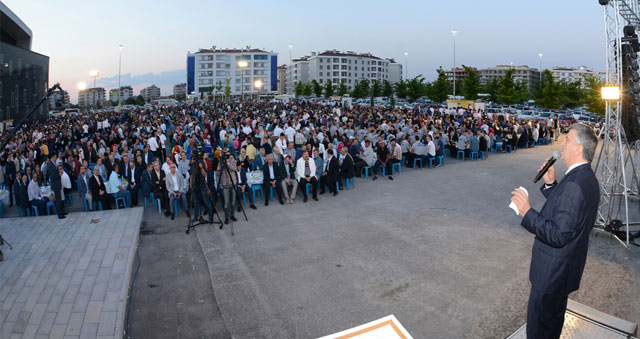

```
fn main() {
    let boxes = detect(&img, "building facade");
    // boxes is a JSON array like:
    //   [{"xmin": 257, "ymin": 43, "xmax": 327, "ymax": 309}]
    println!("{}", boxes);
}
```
[
  {"xmin": 0, "ymin": 2, "xmax": 50, "ymax": 121},
  {"xmin": 186, "ymin": 48, "xmax": 278, "ymax": 97},
  {"xmin": 550, "ymin": 66, "xmax": 595, "ymax": 88},
  {"xmin": 48, "ymin": 90, "xmax": 69, "ymax": 110},
  {"xmin": 78, "ymin": 88, "xmax": 106, "ymax": 107},
  {"xmin": 445, "ymin": 67, "xmax": 477, "ymax": 86},
  {"xmin": 286, "ymin": 50, "xmax": 402, "ymax": 95},
  {"xmin": 277, "ymin": 65, "xmax": 287, "ymax": 95},
  {"xmin": 480, "ymin": 65, "xmax": 541, "ymax": 93},
  {"xmin": 173, "ymin": 83, "xmax": 186, "ymax": 97},
  {"xmin": 140, "ymin": 85, "xmax": 160, "ymax": 102},
  {"xmin": 108, "ymin": 86, "xmax": 133, "ymax": 103}
]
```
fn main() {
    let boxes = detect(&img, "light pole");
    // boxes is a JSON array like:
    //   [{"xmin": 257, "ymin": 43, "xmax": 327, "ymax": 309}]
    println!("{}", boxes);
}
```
[
  {"xmin": 404, "ymin": 52, "xmax": 408, "ymax": 81},
  {"xmin": 451, "ymin": 30, "xmax": 458, "ymax": 97},
  {"xmin": 254, "ymin": 79, "xmax": 263, "ymax": 101},
  {"xmin": 118, "ymin": 45, "xmax": 123, "ymax": 108},
  {"xmin": 288, "ymin": 44, "xmax": 293, "ymax": 65},
  {"xmin": 288, "ymin": 44, "xmax": 293, "ymax": 94},
  {"xmin": 238, "ymin": 59, "xmax": 248, "ymax": 101},
  {"xmin": 538, "ymin": 53, "xmax": 543, "ymax": 82},
  {"xmin": 90, "ymin": 70, "xmax": 100, "ymax": 107}
]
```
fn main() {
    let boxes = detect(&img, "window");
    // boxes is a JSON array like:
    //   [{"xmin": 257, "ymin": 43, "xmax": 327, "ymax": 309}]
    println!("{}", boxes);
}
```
[
  {"xmin": 254, "ymin": 54, "xmax": 268, "ymax": 60},
  {"xmin": 320, "ymin": 72, "xmax": 323, "ymax": 76},
  {"xmin": 319, "ymin": 65, "xmax": 323, "ymax": 70}
]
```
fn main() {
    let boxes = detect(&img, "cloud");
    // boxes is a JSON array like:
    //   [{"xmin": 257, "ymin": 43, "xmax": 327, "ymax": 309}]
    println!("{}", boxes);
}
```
[{"xmin": 98, "ymin": 69, "xmax": 186, "ymax": 96}]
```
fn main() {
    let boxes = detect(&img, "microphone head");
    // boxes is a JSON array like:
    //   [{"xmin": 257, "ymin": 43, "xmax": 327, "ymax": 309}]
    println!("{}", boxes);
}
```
[{"xmin": 552, "ymin": 151, "xmax": 561, "ymax": 160}]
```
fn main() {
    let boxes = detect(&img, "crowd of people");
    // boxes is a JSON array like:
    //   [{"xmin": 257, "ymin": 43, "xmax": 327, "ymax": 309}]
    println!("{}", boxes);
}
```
[{"xmin": 0, "ymin": 100, "xmax": 560, "ymax": 224}]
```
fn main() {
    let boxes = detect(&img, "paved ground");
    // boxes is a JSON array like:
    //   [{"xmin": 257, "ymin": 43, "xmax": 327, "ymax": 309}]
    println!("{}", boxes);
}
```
[
  {"xmin": 126, "ymin": 136, "xmax": 640, "ymax": 338},
  {"xmin": 0, "ymin": 207, "xmax": 143, "ymax": 339}
]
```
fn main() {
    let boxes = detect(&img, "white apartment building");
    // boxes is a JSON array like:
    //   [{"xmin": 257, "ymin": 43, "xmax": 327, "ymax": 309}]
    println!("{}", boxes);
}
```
[
  {"xmin": 140, "ymin": 85, "xmax": 161, "ymax": 102},
  {"xmin": 186, "ymin": 48, "xmax": 278, "ymax": 96},
  {"xmin": 78, "ymin": 88, "xmax": 106, "ymax": 107},
  {"xmin": 480, "ymin": 65, "xmax": 541, "ymax": 93},
  {"xmin": 173, "ymin": 83, "xmax": 186, "ymax": 97},
  {"xmin": 49, "ymin": 90, "xmax": 69, "ymax": 109},
  {"xmin": 108, "ymin": 86, "xmax": 133, "ymax": 103},
  {"xmin": 550, "ymin": 66, "xmax": 595, "ymax": 88},
  {"xmin": 285, "ymin": 50, "xmax": 403, "ymax": 95}
]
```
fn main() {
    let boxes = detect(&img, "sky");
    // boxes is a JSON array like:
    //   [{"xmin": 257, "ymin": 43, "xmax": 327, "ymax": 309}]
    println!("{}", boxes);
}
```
[{"xmin": 4, "ymin": 0, "xmax": 605, "ymax": 103}]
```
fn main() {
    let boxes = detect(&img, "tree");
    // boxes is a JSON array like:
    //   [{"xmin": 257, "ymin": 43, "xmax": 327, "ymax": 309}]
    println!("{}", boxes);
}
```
[
  {"xmin": 406, "ymin": 76, "xmax": 426, "ymax": 102},
  {"xmin": 311, "ymin": 80, "xmax": 323, "ymax": 97},
  {"xmin": 558, "ymin": 80, "xmax": 585, "ymax": 109},
  {"xmin": 481, "ymin": 78, "xmax": 500, "ymax": 102},
  {"xmin": 295, "ymin": 81, "xmax": 304, "ymax": 97},
  {"xmin": 215, "ymin": 81, "xmax": 223, "ymax": 102},
  {"xmin": 496, "ymin": 69, "xmax": 528, "ymax": 105},
  {"xmin": 302, "ymin": 83, "xmax": 313, "ymax": 96},
  {"xmin": 393, "ymin": 80, "xmax": 408, "ymax": 99},
  {"xmin": 537, "ymin": 70, "xmax": 561, "ymax": 109},
  {"xmin": 382, "ymin": 80, "xmax": 393, "ymax": 98},
  {"xmin": 324, "ymin": 80, "xmax": 335, "ymax": 97},
  {"xmin": 428, "ymin": 67, "xmax": 450, "ymax": 103},
  {"xmin": 462, "ymin": 65, "xmax": 480, "ymax": 100},
  {"xmin": 350, "ymin": 79, "xmax": 370, "ymax": 99},
  {"xmin": 224, "ymin": 78, "xmax": 231, "ymax": 101},
  {"xmin": 582, "ymin": 74, "xmax": 605, "ymax": 115},
  {"xmin": 337, "ymin": 81, "xmax": 349, "ymax": 96}
]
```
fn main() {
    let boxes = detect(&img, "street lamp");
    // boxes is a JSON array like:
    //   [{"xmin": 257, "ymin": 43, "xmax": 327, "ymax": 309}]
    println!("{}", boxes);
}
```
[
  {"xmin": 118, "ymin": 45, "xmax": 123, "ymax": 108},
  {"xmin": 288, "ymin": 44, "xmax": 293, "ymax": 65},
  {"xmin": 538, "ymin": 53, "xmax": 543, "ymax": 82},
  {"xmin": 404, "ymin": 52, "xmax": 408, "ymax": 81},
  {"xmin": 254, "ymin": 79, "xmax": 263, "ymax": 101},
  {"xmin": 451, "ymin": 30, "xmax": 458, "ymax": 97},
  {"xmin": 90, "ymin": 70, "xmax": 100, "ymax": 107},
  {"xmin": 238, "ymin": 59, "xmax": 248, "ymax": 101}
]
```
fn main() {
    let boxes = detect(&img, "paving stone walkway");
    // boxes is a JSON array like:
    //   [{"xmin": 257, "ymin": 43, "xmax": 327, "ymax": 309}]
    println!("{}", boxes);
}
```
[{"xmin": 0, "ymin": 207, "xmax": 143, "ymax": 339}]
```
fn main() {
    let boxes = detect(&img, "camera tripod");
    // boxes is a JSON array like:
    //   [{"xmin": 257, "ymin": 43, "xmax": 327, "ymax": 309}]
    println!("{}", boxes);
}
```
[
  {"xmin": 0, "ymin": 233, "xmax": 13, "ymax": 262},
  {"xmin": 186, "ymin": 159, "xmax": 224, "ymax": 234},
  {"xmin": 212, "ymin": 155, "xmax": 248, "ymax": 236}
]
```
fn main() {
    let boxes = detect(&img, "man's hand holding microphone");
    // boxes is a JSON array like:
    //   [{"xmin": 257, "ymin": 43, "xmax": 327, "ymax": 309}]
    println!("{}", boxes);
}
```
[{"xmin": 511, "ymin": 151, "xmax": 560, "ymax": 217}]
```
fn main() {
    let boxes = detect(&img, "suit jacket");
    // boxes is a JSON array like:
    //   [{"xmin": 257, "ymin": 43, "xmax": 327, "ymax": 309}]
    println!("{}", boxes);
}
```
[
  {"xmin": 521, "ymin": 163, "xmax": 599, "ymax": 296},
  {"xmin": 122, "ymin": 162, "xmax": 132, "ymax": 182},
  {"xmin": 47, "ymin": 160, "xmax": 61, "ymax": 190},
  {"xmin": 339, "ymin": 153, "xmax": 356, "ymax": 179},
  {"xmin": 151, "ymin": 170, "xmax": 166, "ymax": 195},
  {"xmin": 141, "ymin": 170, "xmax": 153, "ymax": 196},
  {"xmin": 294, "ymin": 157, "xmax": 316, "ymax": 181},
  {"xmin": 165, "ymin": 172, "xmax": 185, "ymax": 195},
  {"xmin": 325, "ymin": 156, "xmax": 339, "ymax": 181},
  {"xmin": 142, "ymin": 152, "xmax": 154, "ymax": 165},
  {"xmin": 253, "ymin": 154, "xmax": 266, "ymax": 170},
  {"xmin": 279, "ymin": 161, "xmax": 296, "ymax": 181},
  {"xmin": 89, "ymin": 175, "xmax": 106, "ymax": 197},
  {"xmin": 77, "ymin": 172, "xmax": 91, "ymax": 197},
  {"xmin": 262, "ymin": 163, "xmax": 280, "ymax": 184},
  {"xmin": 17, "ymin": 181, "xmax": 28, "ymax": 208},
  {"xmin": 237, "ymin": 168, "xmax": 250, "ymax": 187}
]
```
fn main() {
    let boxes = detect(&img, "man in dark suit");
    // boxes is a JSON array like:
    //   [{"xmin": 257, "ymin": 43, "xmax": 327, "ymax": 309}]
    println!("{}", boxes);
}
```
[
  {"xmin": 89, "ymin": 166, "xmax": 111, "ymax": 210},
  {"xmin": 142, "ymin": 145, "xmax": 154, "ymax": 165},
  {"xmin": 236, "ymin": 161, "xmax": 257, "ymax": 210},
  {"xmin": 5, "ymin": 154, "xmax": 16, "ymax": 207},
  {"xmin": 152, "ymin": 161, "xmax": 170, "ymax": 216},
  {"xmin": 320, "ymin": 149, "xmax": 339, "ymax": 196},
  {"xmin": 339, "ymin": 146, "xmax": 355, "ymax": 189},
  {"xmin": 262, "ymin": 154, "xmax": 284, "ymax": 206},
  {"xmin": 511, "ymin": 124, "xmax": 600, "ymax": 339},
  {"xmin": 141, "ymin": 163, "xmax": 154, "ymax": 202},
  {"xmin": 46, "ymin": 154, "xmax": 66, "ymax": 219}
]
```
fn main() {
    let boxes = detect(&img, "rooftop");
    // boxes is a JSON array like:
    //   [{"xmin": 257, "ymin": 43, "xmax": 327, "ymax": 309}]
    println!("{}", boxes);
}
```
[{"xmin": 195, "ymin": 48, "xmax": 269, "ymax": 54}]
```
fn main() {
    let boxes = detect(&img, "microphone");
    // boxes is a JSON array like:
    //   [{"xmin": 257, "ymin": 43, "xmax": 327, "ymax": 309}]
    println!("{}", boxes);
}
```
[{"xmin": 534, "ymin": 151, "xmax": 561, "ymax": 183}]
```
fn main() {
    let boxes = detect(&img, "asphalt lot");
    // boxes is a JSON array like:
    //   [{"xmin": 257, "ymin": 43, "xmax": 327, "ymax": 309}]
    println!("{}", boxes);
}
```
[{"xmin": 128, "ymin": 137, "xmax": 640, "ymax": 339}]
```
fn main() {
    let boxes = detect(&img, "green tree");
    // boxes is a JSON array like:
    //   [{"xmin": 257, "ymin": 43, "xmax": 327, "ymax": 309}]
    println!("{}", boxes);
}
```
[
  {"xmin": 311, "ymin": 80, "xmax": 323, "ymax": 97},
  {"xmin": 558, "ymin": 80, "xmax": 585, "ymax": 109},
  {"xmin": 224, "ymin": 78, "xmax": 231, "ymax": 101},
  {"xmin": 537, "ymin": 70, "xmax": 561, "ymax": 109},
  {"xmin": 382, "ymin": 80, "xmax": 393, "ymax": 98},
  {"xmin": 393, "ymin": 80, "xmax": 408, "ymax": 99},
  {"xmin": 324, "ymin": 81, "xmax": 335, "ymax": 97},
  {"xmin": 481, "ymin": 78, "xmax": 500, "ymax": 102},
  {"xmin": 428, "ymin": 68, "xmax": 450, "ymax": 102},
  {"xmin": 350, "ymin": 79, "xmax": 370, "ymax": 99},
  {"xmin": 215, "ymin": 81, "xmax": 223, "ymax": 102},
  {"xmin": 582, "ymin": 74, "xmax": 605, "ymax": 115},
  {"xmin": 462, "ymin": 65, "xmax": 480, "ymax": 100},
  {"xmin": 496, "ymin": 69, "xmax": 527, "ymax": 105},
  {"xmin": 295, "ymin": 81, "xmax": 304, "ymax": 97},
  {"xmin": 302, "ymin": 83, "xmax": 313, "ymax": 96},
  {"xmin": 406, "ymin": 76, "xmax": 426, "ymax": 102},
  {"xmin": 337, "ymin": 81, "xmax": 349, "ymax": 96}
]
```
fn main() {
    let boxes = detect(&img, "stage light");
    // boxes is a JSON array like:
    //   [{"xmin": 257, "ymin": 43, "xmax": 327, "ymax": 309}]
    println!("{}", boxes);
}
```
[
  {"xmin": 254, "ymin": 79, "xmax": 263, "ymax": 89},
  {"xmin": 78, "ymin": 82, "xmax": 87, "ymax": 91},
  {"xmin": 602, "ymin": 86, "xmax": 621, "ymax": 100},
  {"xmin": 599, "ymin": 0, "xmax": 610, "ymax": 5},
  {"xmin": 238, "ymin": 60, "xmax": 248, "ymax": 68},
  {"xmin": 89, "ymin": 70, "xmax": 100, "ymax": 78}
]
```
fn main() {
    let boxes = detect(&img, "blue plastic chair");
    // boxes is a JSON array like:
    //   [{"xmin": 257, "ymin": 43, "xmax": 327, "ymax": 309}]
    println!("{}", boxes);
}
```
[
  {"xmin": 361, "ymin": 166, "xmax": 372, "ymax": 179},
  {"xmin": 470, "ymin": 152, "xmax": 478, "ymax": 160},
  {"xmin": 115, "ymin": 197, "xmax": 127, "ymax": 209},
  {"xmin": 457, "ymin": 150, "xmax": 465, "ymax": 160},
  {"xmin": 444, "ymin": 148, "xmax": 451, "ymax": 157},
  {"xmin": 391, "ymin": 162, "xmax": 401, "ymax": 175},
  {"xmin": 480, "ymin": 151, "xmax": 489, "ymax": 160},
  {"xmin": 377, "ymin": 165, "xmax": 387, "ymax": 176},
  {"xmin": 173, "ymin": 199, "xmax": 180, "ymax": 216},
  {"xmin": 437, "ymin": 155, "xmax": 445, "ymax": 167},
  {"xmin": 413, "ymin": 158, "xmax": 423, "ymax": 168},
  {"xmin": 251, "ymin": 184, "xmax": 264, "ymax": 203},
  {"xmin": 46, "ymin": 201, "xmax": 56, "ymax": 215},
  {"xmin": 342, "ymin": 177, "xmax": 354, "ymax": 190}
]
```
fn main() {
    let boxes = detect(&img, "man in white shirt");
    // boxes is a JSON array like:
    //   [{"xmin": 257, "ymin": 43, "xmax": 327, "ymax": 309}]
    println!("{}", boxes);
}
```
[
  {"xmin": 166, "ymin": 163, "xmax": 189, "ymax": 220},
  {"xmin": 28, "ymin": 173, "xmax": 46, "ymax": 215},
  {"xmin": 275, "ymin": 134, "xmax": 288, "ymax": 155},
  {"xmin": 107, "ymin": 164, "xmax": 132, "ymax": 208}
]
